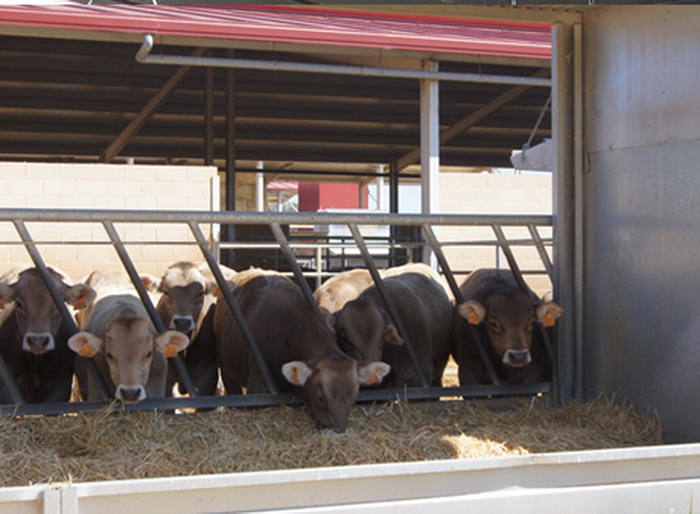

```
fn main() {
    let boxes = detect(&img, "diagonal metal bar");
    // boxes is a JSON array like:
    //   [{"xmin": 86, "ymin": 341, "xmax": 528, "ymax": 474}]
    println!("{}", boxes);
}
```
[
  {"xmin": 102, "ymin": 46, "xmax": 208, "ymax": 163},
  {"xmin": 347, "ymin": 223, "xmax": 430, "ymax": 389},
  {"xmin": 101, "ymin": 220, "xmax": 198, "ymax": 398},
  {"xmin": 491, "ymin": 223, "xmax": 554, "ymax": 362},
  {"xmin": 527, "ymin": 224, "xmax": 553, "ymax": 277},
  {"xmin": 12, "ymin": 220, "xmax": 111, "ymax": 401},
  {"xmin": 269, "ymin": 222, "xmax": 329, "ymax": 331},
  {"xmin": 394, "ymin": 68, "xmax": 551, "ymax": 172},
  {"xmin": 188, "ymin": 221, "xmax": 279, "ymax": 395},
  {"xmin": 421, "ymin": 224, "xmax": 501, "ymax": 386}
]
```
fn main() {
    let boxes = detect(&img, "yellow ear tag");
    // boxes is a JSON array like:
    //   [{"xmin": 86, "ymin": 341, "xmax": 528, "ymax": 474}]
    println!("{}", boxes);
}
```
[
  {"xmin": 0, "ymin": 300, "xmax": 5, "ymax": 310},
  {"xmin": 289, "ymin": 368, "xmax": 299, "ymax": 384},
  {"xmin": 542, "ymin": 312, "xmax": 557, "ymax": 328},
  {"xmin": 163, "ymin": 343, "xmax": 179, "ymax": 358},
  {"xmin": 74, "ymin": 297, "xmax": 87, "ymax": 310},
  {"xmin": 364, "ymin": 373, "xmax": 379, "ymax": 386},
  {"xmin": 467, "ymin": 307, "xmax": 481, "ymax": 325},
  {"xmin": 78, "ymin": 344, "xmax": 94, "ymax": 358}
]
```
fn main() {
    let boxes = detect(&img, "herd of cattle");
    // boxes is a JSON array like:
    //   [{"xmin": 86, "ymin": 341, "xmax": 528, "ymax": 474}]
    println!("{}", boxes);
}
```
[{"xmin": 0, "ymin": 261, "xmax": 562, "ymax": 432}]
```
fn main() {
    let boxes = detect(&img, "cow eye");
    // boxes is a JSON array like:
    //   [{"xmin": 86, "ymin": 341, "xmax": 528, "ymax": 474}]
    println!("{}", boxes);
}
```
[
  {"xmin": 145, "ymin": 350, "xmax": 153, "ymax": 359},
  {"xmin": 106, "ymin": 352, "xmax": 114, "ymax": 360},
  {"xmin": 316, "ymin": 391, "xmax": 327, "ymax": 409},
  {"xmin": 489, "ymin": 320, "xmax": 503, "ymax": 333}
]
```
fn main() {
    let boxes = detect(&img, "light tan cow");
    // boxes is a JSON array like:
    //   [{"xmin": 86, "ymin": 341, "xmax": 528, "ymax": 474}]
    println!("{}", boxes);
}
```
[{"xmin": 69, "ymin": 293, "xmax": 189, "ymax": 403}]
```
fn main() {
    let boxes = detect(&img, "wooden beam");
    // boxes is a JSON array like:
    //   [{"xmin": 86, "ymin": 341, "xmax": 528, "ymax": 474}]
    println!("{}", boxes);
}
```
[
  {"xmin": 102, "ymin": 47, "xmax": 208, "ymax": 163},
  {"xmin": 393, "ymin": 68, "xmax": 550, "ymax": 172}
]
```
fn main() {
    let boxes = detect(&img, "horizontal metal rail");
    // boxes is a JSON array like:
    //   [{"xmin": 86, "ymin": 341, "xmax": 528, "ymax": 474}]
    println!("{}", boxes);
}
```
[{"xmin": 0, "ymin": 208, "xmax": 555, "ymax": 415}]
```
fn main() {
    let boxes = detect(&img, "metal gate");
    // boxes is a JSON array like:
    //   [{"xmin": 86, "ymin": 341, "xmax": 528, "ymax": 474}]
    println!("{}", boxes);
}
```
[{"xmin": 0, "ymin": 208, "xmax": 555, "ymax": 416}]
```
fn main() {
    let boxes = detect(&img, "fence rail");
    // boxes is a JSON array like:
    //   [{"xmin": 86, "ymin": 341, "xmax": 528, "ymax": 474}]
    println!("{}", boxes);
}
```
[{"xmin": 0, "ymin": 208, "xmax": 555, "ymax": 416}]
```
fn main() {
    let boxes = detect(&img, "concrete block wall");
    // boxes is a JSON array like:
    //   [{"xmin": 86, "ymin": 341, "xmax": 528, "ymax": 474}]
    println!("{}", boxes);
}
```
[
  {"xmin": 439, "ymin": 172, "xmax": 553, "ymax": 296},
  {"xmin": 0, "ymin": 163, "xmax": 219, "ymax": 281}
]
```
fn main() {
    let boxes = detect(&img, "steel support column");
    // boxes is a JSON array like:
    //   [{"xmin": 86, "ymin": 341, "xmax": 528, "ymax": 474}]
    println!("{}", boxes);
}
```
[{"xmin": 552, "ymin": 23, "xmax": 578, "ymax": 405}]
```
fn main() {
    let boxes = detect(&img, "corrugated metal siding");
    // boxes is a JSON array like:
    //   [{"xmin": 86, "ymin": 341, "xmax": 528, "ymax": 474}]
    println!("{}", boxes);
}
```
[{"xmin": 0, "ymin": 5, "xmax": 550, "ymax": 59}]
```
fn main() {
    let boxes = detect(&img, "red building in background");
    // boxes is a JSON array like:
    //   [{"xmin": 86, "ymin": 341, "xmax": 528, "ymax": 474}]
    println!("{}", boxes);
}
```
[{"xmin": 298, "ymin": 183, "xmax": 369, "ymax": 212}]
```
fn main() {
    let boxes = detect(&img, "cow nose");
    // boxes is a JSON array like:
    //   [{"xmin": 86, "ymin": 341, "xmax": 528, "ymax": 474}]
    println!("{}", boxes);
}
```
[
  {"xmin": 171, "ymin": 316, "xmax": 195, "ymax": 334},
  {"xmin": 116, "ymin": 385, "xmax": 146, "ymax": 403},
  {"xmin": 503, "ymin": 349, "xmax": 531, "ymax": 367},
  {"xmin": 23, "ymin": 333, "xmax": 55, "ymax": 354}
]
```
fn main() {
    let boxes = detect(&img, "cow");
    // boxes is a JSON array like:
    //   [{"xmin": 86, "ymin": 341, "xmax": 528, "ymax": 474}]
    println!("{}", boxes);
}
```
[
  {"xmin": 69, "ymin": 273, "xmax": 189, "ymax": 403},
  {"xmin": 214, "ymin": 268, "xmax": 390, "ymax": 433},
  {"xmin": 454, "ymin": 268, "xmax": 563, "ymax": 385},
  {"xmin": 0, "ymin": 267, "xmax": 96, "ymax": 403},
  {"xmin": 330, "ymin": 268, "xmax": 454, "ymax": 388},
  {"xmin": 147, "ymin": 261, "xmax": 236, "ymax": 397}
]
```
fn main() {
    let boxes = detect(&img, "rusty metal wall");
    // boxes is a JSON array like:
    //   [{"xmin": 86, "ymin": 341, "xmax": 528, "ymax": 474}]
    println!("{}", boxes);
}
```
[{"xmin": 582, "ymin": 6, "xmax": 700, "ymax": 442}]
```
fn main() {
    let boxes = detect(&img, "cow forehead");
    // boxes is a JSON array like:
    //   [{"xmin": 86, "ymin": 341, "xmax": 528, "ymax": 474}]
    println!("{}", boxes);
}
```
[
  {"xmin": 162, "ymin": 267, "xmax": 206, "ymax": 288},
  {"xmin": 487, "ymin": 291, "xmax": 535, "ymax": 320},
  {"xmin": 13, "ymin": 268, "xmax": 65, "ymax": 302},
  {"xmin": 106, "ymin": 318, "xmax": 153, "ymax": 348}
]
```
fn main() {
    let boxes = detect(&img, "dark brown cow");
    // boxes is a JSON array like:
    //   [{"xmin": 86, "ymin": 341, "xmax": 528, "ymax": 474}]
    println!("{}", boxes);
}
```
[
  {"xmin": 0, "ymin": 267, "xmax": 96, "ymax": 403},
  {"xmin": 331, "ymin": 268, "xmax": 454, "ymax": 388},
  {"xmin": 454, "ymin": 268, "xmax": 563, "ymax": 385},
  {"xmin": 214, "ymin": 268, "xmax": 390, "ymax": 433},
  {"xmin": 69, "ymin": 293, "xmax": 189, "ymax": 403},
  {"xmin": 150, "ymin": 261, "xmax": 236, "ymax": 397}
]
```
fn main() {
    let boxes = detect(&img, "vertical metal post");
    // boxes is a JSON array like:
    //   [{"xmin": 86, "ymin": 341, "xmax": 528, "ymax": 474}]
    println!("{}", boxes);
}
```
[
  {"xmin": 420, "ymin": 60, "xmax": 440, "ymax": 267},
  {"xmin": 101, "ymin": 221, "xmax": 198, "ymax": 398},
  {"xmin": 13, "ymin": 220, "xmax": 110, "ymax": 400},
  {"xmin": 348, "ymin": 223, "xmax": 430, "ymax": 388},
  {"xmin": 223, "ymin": 51, "xmax": 236, "ymax": 267},
  {"xmin": 204, "ymin": 55, "xmax": 214, "ymax": 166},
  {"xmin": 552, "ymin": 23, "xmax": 578, "ymax": 405},
  {"xmin": 188, "ymin": 221, "xmax": 279, "ymax": 394}
]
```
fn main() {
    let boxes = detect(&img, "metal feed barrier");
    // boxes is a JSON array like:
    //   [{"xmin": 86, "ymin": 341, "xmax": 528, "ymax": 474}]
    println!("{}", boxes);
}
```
[{"xmin": 0, "ymin": 208, "xmax": 555, "ymax": 416}]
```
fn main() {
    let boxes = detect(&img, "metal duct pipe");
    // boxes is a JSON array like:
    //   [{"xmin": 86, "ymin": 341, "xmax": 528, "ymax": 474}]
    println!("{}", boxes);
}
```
[{"xmin": 136, "ymin": 34, "xmax": 551, "ymax": 88}]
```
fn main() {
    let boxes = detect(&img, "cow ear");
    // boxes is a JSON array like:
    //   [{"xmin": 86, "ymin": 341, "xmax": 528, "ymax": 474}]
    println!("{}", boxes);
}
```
[
  {"xmin": 212, "ymin": 279, "xmax": 237, "ymax": 298},
  {"xmin": 139, "ymin": 274, "xmax": 161, "ymax": 293},
  {"xmin": 155, "ymin": 331, "xmax": 190, "ymax": 358},
  {"xmin": 537, "ymin": 302, "xmax": 563, "ymax": 327},
  {"xmin": 65, "ymin": 284, "xmax": 97, "ymax": 311},
  {"xmin": 383, "ymin": 324, "xmax": 404, "ymax": 346},
  {"xmin": 458, "ymin": 300, "xmax": 486, "ymax": 325},
  {"xmin": 0, "ymin": 283, "xmax": 15, "ymax": 309},
  {"xmin": 357, "ymin": 361, "xmax": 391, "ymax": 386},
  {"xmin": 282, "ymin": 361, "xmax": 313, "ymax": 386},
  {"xmin": 68, "ymin": 332, "xmax": 102, "ymax": 358}
]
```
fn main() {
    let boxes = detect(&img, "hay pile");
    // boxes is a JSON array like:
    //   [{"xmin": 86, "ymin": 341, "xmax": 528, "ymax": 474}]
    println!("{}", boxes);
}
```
[{"xmin": 0, "ymin": 395, "xmax": 662, "ymax": 487}]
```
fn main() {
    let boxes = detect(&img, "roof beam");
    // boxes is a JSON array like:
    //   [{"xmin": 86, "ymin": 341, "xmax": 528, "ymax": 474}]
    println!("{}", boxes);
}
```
[
  {"xmin": 393, "ymin": 67, "xmax": 550, "ymax": 173},
  {"xmin": 101, "ymin": 47, "xmax": 207, "ymax": 163}
]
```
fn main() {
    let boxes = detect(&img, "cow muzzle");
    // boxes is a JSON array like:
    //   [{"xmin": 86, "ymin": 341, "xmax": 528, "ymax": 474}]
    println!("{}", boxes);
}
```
[
  {"xmin": 502, "ymin": 349, "xmax": 532, "ymax": 367},
  {"xmin": 22, "ymin": 332, "xmax": 55, "ymax": 354},
  {"xmin": 115, "ymin": 385, "xmax": 147, "ymax": 403},
  {"xmin": 170, "ymin": 315, "xmax": 196, "ymax": 334}
]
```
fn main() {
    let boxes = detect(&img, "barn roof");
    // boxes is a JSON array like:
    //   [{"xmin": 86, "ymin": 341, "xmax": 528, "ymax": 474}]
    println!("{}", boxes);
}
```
[{"xmin": 0, "ymin": 4, "xmax": 553, "ymax": 180}]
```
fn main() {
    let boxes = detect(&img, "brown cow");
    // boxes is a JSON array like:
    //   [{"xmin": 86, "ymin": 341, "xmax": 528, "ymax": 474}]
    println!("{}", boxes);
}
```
[
  {"xmin": 454, "ymin": 268, "xmax": 563, "ymax": 385},
  {"xmin": 331, "ymin": 268, "xmax": 454, "ymax": 388},
  {"xmin": 68, "ymin": 293, "xmax": 189, "ymax": 403},
  {"xmin": 0, "ymin": 267, "xmax": 96, "ymax": 403},
  {"xmin": 214, "ymin": 268, "xmax": 390, "ymax": 433},
  {"xmin": 149, "ymin": 261, "xmax": 236, "ymax": 397}
]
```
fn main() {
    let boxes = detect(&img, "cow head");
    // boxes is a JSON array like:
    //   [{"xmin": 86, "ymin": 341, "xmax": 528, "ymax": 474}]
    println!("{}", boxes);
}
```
[
  {"xmin": 282, "ymin": 356, "xmax": 390, "ymax": 433},
  {"xmin": 0, "ymin": 268, "xmax": 96, "ymax": 355},
  {"xmin": 332, "ymin": 297, "xmax": 404, "ymax": 362},
  {"xmin": 68, "ymin": 313, "xmax": 189, "ymax": 403},
  {"xmin": 458, "ymin": 291, "xmax": 562, "ymax": 368},
  {"xmin": 156, "ymin": 262, "xmax": 222, "ymax": 336}
]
